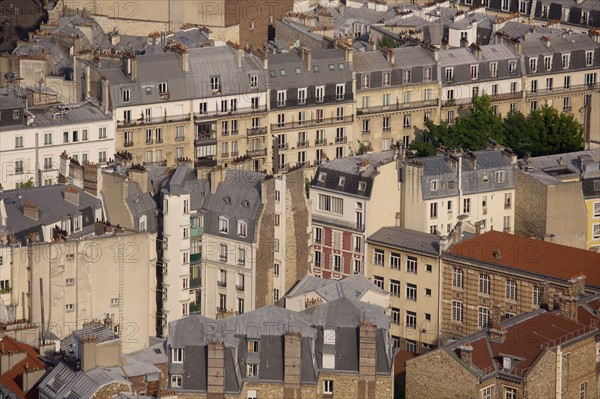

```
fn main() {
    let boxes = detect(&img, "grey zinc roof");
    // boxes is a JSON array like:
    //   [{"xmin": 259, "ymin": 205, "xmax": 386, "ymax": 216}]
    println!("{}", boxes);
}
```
[
  {"xmin": 38, "ymin": 362, "xmax": 131, "ymax": 399},
  {"xmin": 112, "ymin": 355, "xmax": 162, "ymax": 378},
  {"xmin": 518, "ymin": 150, "xmax": 600, "ymax": 185},
  {"xmin": 437, "ymin": 47, "xmax": 478, "ymax": 67},
  {"xmin": 125, "ymin": 181, "xmax": 158, "ymax": 233},
  {"xmin": 286, "ymin": 275, "xmax": 336, "ymax": 297},
  {"xmin": 1, "ymin": 185, "xmax": 101, "ymax": 236},
  {"xmin": 61, "ymin": 324, "xmax": 119, "ymax": 352},
  {"xmin": 480, "ymin": 44, "xmax": 519, "ymax": 62},
  {"xmin": 128, "ymin": 340, "xmax": 168, "ymax": 365},
  {"xmin": 287, "ymin": 274, "xmax": 386, "ymax": 302},
  {"xmin": 319, "ymin": 151, "xmax": 396, "ymax": 175},
  {"xmin": 353, "ymin": 51, "xmax": 392, "ymax": 73},
  {"xmin": 392, "ymin": 46, "xmax": 437, "ymax": 68},
  {"xmin": 497, "ymin": 21, "xmax": 561, "ymax": 40},
  {"xmin": 28, "ymin": 102, "xmax": 112, "ymax": 128},
  {"xmin": 0, "ymin": 90, "xmax": 24, "ymax": 110},
  {"xmin": 367, "ymin": 226, "xmax": 441, "ymax": 257},
  {"xmin": 302, "ymin": 297, "xmax": 391, "ymax": 330}
]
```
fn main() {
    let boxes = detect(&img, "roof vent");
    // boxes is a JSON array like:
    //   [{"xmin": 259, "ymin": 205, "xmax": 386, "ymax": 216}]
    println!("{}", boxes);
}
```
[
  {"xmin": 492, "ymin": 249, "xmax": 502, "ymax": 260},
  {"xmin": 223, "ymin": 196, "xmax": 232, "ymax": 204},
  {"xmin": 241, "ymin": 200, "xmax": 250, "ymax": 208}
]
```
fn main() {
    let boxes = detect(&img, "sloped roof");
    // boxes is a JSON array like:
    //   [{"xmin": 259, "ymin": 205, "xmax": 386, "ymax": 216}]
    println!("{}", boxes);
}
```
[
  {"xmin": 0, "ymin": 336, "xmax": 46, "ymax": 399},
  {"xmin": 368, "ymin": 226, "xmax": 441, "ymax": 257},
  {"xmin": 302, "ymin": 297, "xmax": 391, "ymax": 329},
  {"xmin": 446, "ymin": 230, "xmax": 600, "ymax": 290}
]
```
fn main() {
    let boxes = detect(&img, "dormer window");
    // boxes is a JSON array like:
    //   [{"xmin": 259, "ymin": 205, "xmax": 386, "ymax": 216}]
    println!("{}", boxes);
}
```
[
  {"xmin": 139, "ymin": 216, "xmax": 147, "ymax": 231},
  {"xmin": 338, "ymin": 176, "xmax": 346, "ymax": 187},
  {"xmin": 503, "ymin": 356, "xmax": 512, "ymax": 370},
  {"xmin": 322, "ymin": 329, "xmax": 336, "ymax": 369},
  {"xmin": 361, "ymin": 74, "xmax": 370, "ymax": 89},
  {"xmin": 237, "ymin": 221, "xmax": 247, "ymax": 237},
  {"xmin": 318, "ymin": 172, "xmax": 327, "ymax": 183},
  {"xmin": 219, "ymin": 216, "xmax": 229, "ymax": 234},
  {"xmin": 210, "ymin": 76, "xmax": 220, "ymax": 92},
  {"xmin": 172, "ymin": 348, "xmax": 183, "ymax": 363},
  {"xmin": 430, "ymin": 179, "xmax": 439, "ymax": 191},
  {"xmin": 249, "ymin": 75, "xmax": 258, "ymax": 88},
  {"xmin": 508, "ymin": 61, "xmax": 517, "ymax": 75},
  {"xmin": 247, "ymin": 339, "xmax": 259, "ymax": 352},
  {"xmin": 358, "ymin": 181, "xmax": 366, "ymax": 191},
  {"xmin": 159, "ymin": 82, "xmax": 168, "ymax": 94},
  {"xmin": 561, "ymin": 54, "xmax": 570, "ymax": 69},
  {"xmin": 122, "ymin": 89, "xmax": 130, "ymax": 103}
]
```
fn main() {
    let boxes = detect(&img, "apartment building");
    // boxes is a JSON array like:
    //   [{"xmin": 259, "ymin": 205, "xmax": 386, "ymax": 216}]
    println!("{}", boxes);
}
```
[
  {"xmin": 190, "ymin": 46, "xmax": 269, "ymax": 170},
  {"xmin": 310, "ymin": 151, "xmax": 400, "ymax": 279},
  {"xmin": 520, "ymin": 33, "xmax": 600, "ymax": 144},
  {"xmin": 398, "ymin": 146, "xmax": 518, "ymax": 235},
  {"xmin": 516, "ymin": 150, "xmax": 600, "ymax": 250},
  {"xmin": 354, "ymin": 46, "xmax": 439, "ymax": 152},
  {"xmin": 267, "ymin": 46, "xmax": 356, "ymax": 171},
  {"xmin": 166, "ymin": 297, "xmax": 394, "ymax": 398},
  {"xmin": 156, "ymin": 165, "xmax": 209, "ymax": 335},
  {"xmin": 0, "ymin": 91, "xmax": 114, "ymax": 190},
  {"xmin": 366, "ymin": 227, "xmax": 442, "ymax": 353},
  {"xmin": 441, "ymin": 230, "xmax": 600, "ymax": 340},
  {"xmin": 406, "ymin": 300, "xmax": 600, "ymax": 399},
  {"xmin": 438, "ymin": 43, "xmax": 523, "ymax": 124},
  {"xmin": 4, "ymin": 224, "xmax": 157, "ymax": 354}
]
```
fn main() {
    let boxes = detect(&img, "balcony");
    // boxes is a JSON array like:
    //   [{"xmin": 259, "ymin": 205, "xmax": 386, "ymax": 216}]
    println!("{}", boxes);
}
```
[
  {"xmin": 335, "ymin": 136, "xmax": 347, "ymax": 144},
  {"xmin": 272, "ymin": 95, "xmax": 352, "ymax": 109},
  {"xmin": 190, "ymin": 277, "xmax": 201, "ymax": 289},
  {"xmin": 247, "ymin": 126, "xmax": 267, "ymax": 136},
  {"xmin": 357, "ymin": 99, "xmax": 438, "ymax": 115},
  {"xmin": 145, "ymin": 139, "xmax": 154, "ymax": 145},
  {"xmin": 231, "ymin": 151, "xmax": 239, "ymax": 158},
  {"xmin": 526, "ymin": 83, "xmax": 597, "ymax": 98},
  {"xmin": 175, "ymin": 135, "xmax": 185, "ymax": 142},
  {"xmin": 190, "ymin": 253, "xmax": 202, "ymax": 264},
  {"xmin": 217, "ymin": 280, "xmax": 227, "ymax": 287},
  {"xmin": 312, "ymin": 214, "xmax": 365, "ymax": 232},
  {"xmin": 271, "ymin": 115, "xmax": 354, "ymax": 131},
  {"xmin": 297, "ymin": 140, "xmax": 309, "ymax": 148},
  {"xmin": 278, "ymin": 143, "xmax": 289, "ymax": 151},
  {"xmin": 124, "ymin": 141, "xmax": 134, "ymax": 147},
  {"xmin": 194, "ymin": 132, "xmax": 217, "ymax": 146},
  {"xmin": 248, "ymin": 148, "xmax": 267, "ymax": 157},
  {"xmin": 191, "ymin": 227, "xmax": 203, "ymax": 237},
  {"xmin": 488, "ymin": 91, "xmax": 523, "ymax": 102},
  {"xmin": 315, "ymin": 138, "xmax": 327, "ymax": 147},
  {"xmin": 156, "ymin": 138, "xmax": 163, "ymax": 144},
  {"xmin": 236, "ymin": 284, "xmax": 245, "ymax": 292},
  {"xmin": 117, "ymin": 114, "xmax": 190, "ymax": 128},
  {"xmin": 504, "ymin": 202, "xmax": 512, "ymax": 210},
  {"xmin": 221, "ymin": 152, "xmax": 230, "ymax": 158},
  {"xmin": 194, "ymin": 104, "xmax": 268, "ymax": 121},
  {"xmin": 195, "ymin": 158, "xmax": 217, "ymax": 168}
]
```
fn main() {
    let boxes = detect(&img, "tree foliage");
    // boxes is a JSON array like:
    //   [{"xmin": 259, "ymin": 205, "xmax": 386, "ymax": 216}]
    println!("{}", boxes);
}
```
[
  {"xmin": 377, "ymin": 36, "xmax": 398, "ymax": 49},
  {"xmin": 16, "ymin": 178, "xmax": 35, "ymax": 189},
  {"xmin": 419, "ymin": 95, "xmax": 584, "ymax": 157}
]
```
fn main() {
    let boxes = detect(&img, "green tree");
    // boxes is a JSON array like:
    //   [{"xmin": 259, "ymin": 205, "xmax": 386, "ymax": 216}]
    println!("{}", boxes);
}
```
[
  {"xmin": 377, "ymin": 36, "xmax": 398, "ymax": 49},
  {"xmin": 502, "ymin": 110, "xmax": 532, "ymax": 157},
  {"xmin": 16, "ymin": 178, "xmax": 35, "ymax": 189},
  {"xmin": 356, "ymin": 140, "xmax": 367, "ymax": 156},
  {"xmin": 408, "ymin": 140, "xmax": 437, "ymax": 158}
]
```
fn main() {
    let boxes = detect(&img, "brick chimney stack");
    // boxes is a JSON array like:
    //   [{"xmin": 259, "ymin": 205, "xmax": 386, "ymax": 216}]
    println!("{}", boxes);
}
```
[
  {"xmin": 207, "ymin": 341, "xmax": 225, "ymax": 399},
  {"xmin": 458, "ymin": 344, "xmax": 473, "ymax": 366},
  {"xmin": 23, "ymin": 200, "xmax": 39, "ymax": 221},
  {"xmin": 283, "ymin": 332, "xmax": 302, "ymax": 398},
  {"xmin": 488, "ymin": 303, "xmax": 507, "ymax": 344},
  {"xmin": 559, "ymin": 292, "xmax": 578, "ymax": 322},
  {"xmin": 358, "ymin": 321, "xmax": 377, "ymax": 398},
  {"xmin": 64, "ymin": 186, "xmax": 80, "ymax": 206}
]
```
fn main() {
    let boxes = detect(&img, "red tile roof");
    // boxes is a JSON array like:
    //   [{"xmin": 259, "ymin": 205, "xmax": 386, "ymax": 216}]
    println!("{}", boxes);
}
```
[
  {"xmin": 457, "ymin": 310, "xmax": 597, "ymax": 378},
  {"xmin": 0, "ymin": 336, "xmax": 46, "ymax": 399},
  {"xmin": 448, "ymin": 231, "xmax": 600, "ymax": 289},
  {"xmin": 394, "ymin": 350, "xmax": 417, "ymax": 379}
]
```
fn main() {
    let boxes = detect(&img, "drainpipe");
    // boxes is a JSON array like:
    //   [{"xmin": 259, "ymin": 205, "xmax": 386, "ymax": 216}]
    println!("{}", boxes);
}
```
[{"xmin": 556, "ymin": 345, "xmax": 562, "ymax": 399}]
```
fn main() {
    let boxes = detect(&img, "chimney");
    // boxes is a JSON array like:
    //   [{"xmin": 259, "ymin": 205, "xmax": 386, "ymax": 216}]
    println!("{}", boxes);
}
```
[
  {"xmin": 210, "ymin": 167, "xmax": 226, "ymax": 194},
  {"xmin": 179, "ymin": 49, "xmax": 190, "ymax": 73},
  {"xmin": 359, "ymin": 321, "xmax": 377, "ymax": 378},
  {"xmin": 102, "ymin": 78, "xmax": 110, "ymax": 114},
  {"xmin": 559, "ymin": 293, "xmax": 578, "ymax": 322},
  {"xmin": 64, "ymin": 186, "xmax": 80, "ymax": 206},
  {"xmin": 81, "ymin": 336, "xmax": 98, "ymax": 372},
  {"xmin": 128, "ymin": 166, "xmax": 149, "ymax": 194},
  {"xmin": 488, "ymin": 303, "xmax": 507, "ymax": 343},
  {"xmin": 263, "ymin": 55, "xmax": 269, "ymax": 70},
  {"xmin": 567, "ymin": 274, "xmax": 585, "ymax": 297},
  {"xmin": 23, "ymin": 200, "xmax": 39, "ymax": 221},
  {"xmin": 207, "ymin": 341, "xmax": 225, "ymax": 398},
  {"xmin": 359, "ymin": 159, "xmax": 370, "ymax": 172},
  {"xmin": 541, "ymin": 36, "xmax": 551, "ymax": 47},
  {"xmin": 385, "ymin": 48, "xmax": 395, "ymax": 64},
  {"xmin": 237, "ymin": 47, "xmax": 243, "ymax": 68},
  {"xmin": 514, "ymin": 40, "xmax": 522, "ymax": 54},
  {"xmin": 304, "ymin": 48, "xmax": 313, "ymax": 70},
  {"xmin": 458, "ymin": 344, "xmax": 473, "ymax": 366},
  {"xmin": 283, "ymin": 332, "xmax": 302, "ymax": 396}
]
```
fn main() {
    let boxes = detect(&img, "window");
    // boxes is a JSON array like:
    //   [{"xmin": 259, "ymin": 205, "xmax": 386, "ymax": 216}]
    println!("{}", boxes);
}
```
[
  {"xmin": 361, "ymin": 74, "xmax": 370, "ymax": 89},
  {"xmin": 336, "ymin": 84, "xmax": 345, "ymax": 100},
  {"xmin": 533, "ymin": 285, "xmax": 544, "ymax": 306},
  {"xmin": 374, "ymin": 276, "xmax": 384, "ymax": 290},
  {"xmin": 237, "ymin": 221, "xmax": 247, "ymax": 237},
  {"xmin": 238, "ymin": 248, "xmax": 245, "ymax": 266},
  {"xmin": 247, "ymin": 364, "xmax": 258, "ymax": 378},
  {"xmin": 273, "ymin": 288, "xmax": 280, "ymax": 301},
  {"xmin": 314, "ymin": 250, "xmax": 322, "ymax": 267},
  {"xmin": 362, "ymin": 119, "xmax": 370, "ymax": 134},
  {"xmin": 98, "ymin": 151, "xmax": 107, "ymax": 163},
  {"xmin": 593, "ymin": 202, "xmax": 600, "ymax": 218},
  {"xmin": 66, "ymin": 278, "xmax": 74, "ymax": 286},
  {"xmin": 463, "ymin": 198, "xmax": 471, "ymax": 213},
  {"xmin": 561, "ymin": 54, "xmax": 570, "ymax": 69},
  {"xmin": 579, "ymin": 383, "xmax": 586, "ymax": 399},
  {"xmin": 406, "ymin": 283, "xmax": 417, "ymax": 301},
  {"xmin": 509, "ymin": 60, "xmax": 517, "ymax": 75},
  {"xmin": 390, "ymin": 253, "xmax": 400, "ymax": 269},
  {"xmin": 298, "ymin": 88, "xmax": 307, "ymax": 105},
  {"xmin": 531, "ymin": 101, "xmax": 538, "ymax": 111},
  {"xmin": 504, "ymin": 387, "xmax": 517, "ymax": 399},
  {"xmin": 406, "ymin": 311, "xmax": 416, "ymax": 328},
  {"xmin": 277, "ymin": 90, "xmax": 286, "ymax": 107},
  {"xmin": 383, "ymin": 72, "xmax": 391, "ymax": 86},
  {"xmin": 353, "ymin": 236, "xmax": 362, "ymax": 253},
  {"xmin": 210, "ymin": 76, "xmax": 220, "ymax": 91},
  {"xmin": 170, "ymin": 375, "xmax": 182, "ymax": 388},
  {"xmin": 424, "ymin": 67, "xmax": 432, "ymax": 81},
  {"xmin": 391, "ymin": 308, "xmax": 400, "ymax": 324},
  {"xmin": 383, "ymin": 117, "xmax": 390, "ymax": 131},
  {"xmin": 122, "ymin": 89, "xmax": 130, "ymax": 102},
  {"xmin": 430, "ymin": 202, "xmax": 438, "ymax": 218},
  {"xmin": 374, "ymin": 249, "xmax": 384, "ymax": 266},
  {"xmin": 251, "ymin": 97, "xmax": 259, "ymax": 110},
  {"xmin": 249, "ymin": 75, "xmax": 258, "ymax": 88},
  {"xmin": 403, "ymin": 115, "xmax": 411, "ymax": 129},
  {"xmin": 445, "ymin": 67, "xmax": 454, "ymax": 82},
  {"xmin": 544, "ymin": 56, "xmax": 552, "ymax": 71},
  {"xmin": 425, "ymin": 288, "xmax": 432, "ymax": 297},
  {"xmin": 586, "ymin": 51, "xmax": 594, "ymax": 67},
  {"xmin": 44, "ymin": 157, "xmax": 53, "ymax": 170},
  {"xmin": 546, "ymin": 78, "xmax": 553, "ymax": 91},
  {"xmin": 219, "ymin": 217, "xmax": 229, "ymax": 234},
  {"xmin": 219, "ymin": 294, "xmax": 227, "ymax": 311},
  {"xmin": 314, "ymin": 227, "xmax": 323, "ymax": 244},
  {"xmin": 274, "ymin": 263, "xmax": 280, "ymax": 277},
  {"xmin": 238, "ymin": 298, "xmax": 245, "ymax": 315},
  {"xmin": 481, "ymin": 386, "xmax": 492, "ymax": 399},
  {"xmin": 564, "ymin": 76, "xmax": 571, "ymax": 89},
  {"xmin": 332, "ymin": 231, "xmax": 342, "ymax": 250},
  {"xmin": 479, "ymin": 274, "xmax": 490, "ymax": 295},
  {"xmin": 14, "ymin": 136, "xmax": 23, "ymax": 148},
  {"xmin": 318, "ymin": 194, "xmax": 343, "ymax": 214},
  {"xmin": 452, "ymin": 268, "xmax": 464, "ymax": 288},
  {"xmin": 452, "ymin": 301, "xmax": 463, "ymax": 322},
  {"xmin": 563, "ymin": 97, "xmax": 571, "ymax": 111},
  {"xmin": 65, "ymin": 303, "xmax": 74, "ymax": 312},
  {"xmin": 316, "ymin": 86, "xmax": 325, "ymax": 103},
  {"xmin": 593, "ymin": 224, "xmax": 600, "ymax": 240},
  {"xmin": 406, "ymin": 256, "xmax": 417, "ymax": 274},
  {"xmin": 506, "ymin": 280, "xmax": 517, "ymax": 301},
  {"xmin": 14, "ymin": 160, "xmax": 24, "ymax": 174},
  {"xmin": 478, "ymin": 307, "xmax": 490, "ymax": 328},
  {"xmin": 172, "ymin": 348, "xmax": 183, "ymax": 363},
  {"xmin": 426, "ymin": 264, "xmax": 432, "ymax": 273},
  {"xmin": 323, "ymin": 380, "xmax": 334, "ymax": 395},
  {"xmin": 183, "ymin": 227, "xmax": 189, "ymax": 239},
  {"xmin": 470, "ymin": 65, "xmax": 478, "ymax": 80},
  {"xmin": 403, "ymin": 69, "xmax": 411, "ymax": 84},
  {"xmin": 585, "ymin": 73, "xmax": 597, "ymax": 86},
  {"xmin": 333, "ymin": 255, "xmax": 342, "ymax": 272},
  {"xmin": 390, "ymin": 280, "xmax": 400, "ymax": 297}
]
